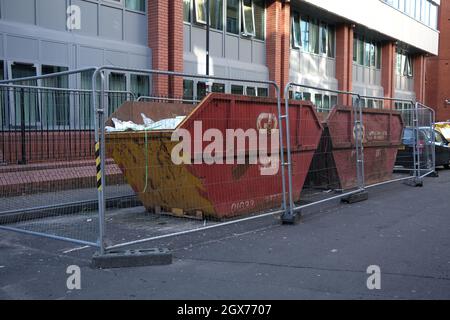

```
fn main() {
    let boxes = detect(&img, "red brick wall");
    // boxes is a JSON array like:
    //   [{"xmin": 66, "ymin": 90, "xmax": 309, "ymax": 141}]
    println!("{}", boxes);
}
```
[
  {"xmin": 266, "ymin": 0, "xmax": 290, "ymax": 97},
  {"xmin": 381, "ymin": 42, "xmax": 395, "ymax": 108},
  {"xmin": 335, "ymin": 24, "xmax": 353, "ymax": 105},
  {"xmin": 148, "ymin": 0, "xmax": 184, "ymax": 98},
  {"xmin": 169, "ymin": 0, "xmax": 184, "ymax": 98},
  {"xmin": 414, "ymin": 54, "xmax": 426, "ymax": 104},
  {"xmin": 0, "ymin": 131, "xmax": 94, "ymax": 165},
  {"xmin": 426, "ymin": 0, "xmax": 450, "ymax": 121}
]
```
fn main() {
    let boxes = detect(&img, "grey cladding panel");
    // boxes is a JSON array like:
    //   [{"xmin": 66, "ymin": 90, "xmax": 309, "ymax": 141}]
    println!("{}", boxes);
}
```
[
  {"xmin": 239, "ymin": 38, "xmax": 252, "ymax": 63},
  {"xmin": 104, "ymin": 50, "xmax": 128, "ymax": 67},
  {"xmin": 79, "ymin": 45, "xmax": 103, "ymax": 67},
  {"xmin": 123, "ymin": 11, "xmax": 147, "ymax": 45},
  {"xmin": 41, "ymin": 41, "xmax": 69, "ymax": 66},
  {"xmin": 2, "ymin": 0, "xmax": 35, "ymax": 25},
  {"xmin": 6, "ymin": 35, "xmax": 38, "ymax": 62},
  {"xmin": 225, "ymin": 35, "xmax": 239, "ymax": 60},
  {"xmin": 72, "ymin": 0, "xmax": 98, "ymax": 36},
  {"xmin": 99, "ymin": 5, "xmax": 123, "ymax": 41},
  {"xmin": 37, "ymin": 0, "xmax": 66, "ymax": 31}
]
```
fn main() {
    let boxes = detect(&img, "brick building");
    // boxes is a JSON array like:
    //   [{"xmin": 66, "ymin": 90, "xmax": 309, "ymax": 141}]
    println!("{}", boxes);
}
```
[
  {"xmin": 426, "ymin": 0, "xmax": 450, "ymax": 121},
  {"xmin": 0, "ymin": 0, "xmax": 442, "ymax": 165}
]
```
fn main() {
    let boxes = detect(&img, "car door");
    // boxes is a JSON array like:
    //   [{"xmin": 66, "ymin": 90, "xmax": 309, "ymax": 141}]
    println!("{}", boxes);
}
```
[{"xmin": 434, "ymin": 130, "xmax": 450, "ymax": 166}]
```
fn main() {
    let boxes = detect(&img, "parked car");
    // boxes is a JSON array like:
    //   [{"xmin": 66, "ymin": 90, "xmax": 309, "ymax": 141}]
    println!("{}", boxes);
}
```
[{"xmin": 395, "ymin": 127, "xmax": 450, "ymax": 169}]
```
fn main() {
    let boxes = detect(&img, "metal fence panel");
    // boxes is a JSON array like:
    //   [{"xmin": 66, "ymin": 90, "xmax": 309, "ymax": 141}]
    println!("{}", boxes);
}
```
[
  {"xmin": 0, "ymin": 68, "xmax": 135, "ymax": 247},
  {"xmin": 92, "ymin": 67, "xmax": 286, "ymax": 252}
]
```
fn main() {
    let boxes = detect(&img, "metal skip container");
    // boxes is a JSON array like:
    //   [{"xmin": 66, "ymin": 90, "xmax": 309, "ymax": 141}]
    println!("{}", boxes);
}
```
[
  {"xmin": 306, "ymin": 106, "xmax": 404, "ymax": 190},
  {"xmin": 105, "ymin": 93, "xmax": 323, "ymax": 220}
]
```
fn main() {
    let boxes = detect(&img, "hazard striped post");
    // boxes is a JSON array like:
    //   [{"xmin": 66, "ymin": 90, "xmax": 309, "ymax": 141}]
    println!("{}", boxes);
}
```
[{"xmin": 95, "ymin": 142, "xmax": 102, "ymax": 191}]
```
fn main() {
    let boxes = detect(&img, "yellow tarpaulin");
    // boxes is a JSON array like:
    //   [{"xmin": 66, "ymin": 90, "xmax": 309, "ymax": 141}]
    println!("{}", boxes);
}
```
[{"xmin": 435, "ymin": 122, "xmax": 450, "ymax": 141}]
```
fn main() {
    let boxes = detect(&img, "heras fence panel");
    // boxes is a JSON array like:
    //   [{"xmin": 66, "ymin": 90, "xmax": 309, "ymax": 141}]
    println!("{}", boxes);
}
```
[
  {"xmin": 93, "ymin": 66, "xmax": 293, "ymax": 252},
  {"xmin": 326, "ymin": 106, "xmax": 404, "ymax": 189},
  {"xmin": 282, "ymin": 83, "xmax": 366, "ymax": 222},
  {"xmin": 415, "ymin": 102, "xmax": 437, "ymax": 178},
  {"xmin": 0, "ymin": 68, "xmax": 135, "ymax": 247},
  {"xmin": 0, "ymin": 69, "xmax": 100, "ymax": 246}
]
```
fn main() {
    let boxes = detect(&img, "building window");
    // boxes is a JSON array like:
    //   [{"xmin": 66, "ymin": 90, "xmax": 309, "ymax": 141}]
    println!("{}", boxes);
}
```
[
  {"xmin": 254, "ymin": 0, "xmax": 265, "ymax": 40},
  {"xmin": 131, "ymin": 74, "xmax": 150, "ymax": 98},
  {"xmin": 197, "ymin": 81, "xmax": 207, "ymax": 100},
  {"xmin": 194, "ymin": 0, "xmax": 207, "ymax": 24},
  {"xmin": 80, "ymin": 70, "xmax": 100, "ymax": 128},
  {"xmin": 327, "ymin": 25, "xmax": 335, "ymax": 58},
  {"xmin": 384, "ymin": 0, "xmax": 438, "ymax": 29},
  {"xmin": 320, "ymin": 23, "xmax": 328, "ymax": 55},
  {"xmin": 257, "ymin": 87, "xmax": 268, "ymax": 97},
  {"xmin": 42, "ymin": 65, "xmax": 69, "ymax": 127},
  {"xmin": 231, "ymin": 85, "xmax": 244, "ymax": 95},
  {"xmin": 323, "ymin": 95, "xmax": 330, "ymax": 111},
  {"xmin": 330, "ymin": 95, "xmax": 338, "ymax": 108},
  {"xmin": 212, "ymin": 83, "xmax": 225, "ymax": 93},
  {"xmin": 314, "ymin": 94, "xmax": 323, "ymax": 112},
  {"xmin": 247, "ymin": 86, "xmax": 256, "ymax": 96},
  {"xmin": 183, "ymin": 79, "xmax": 194, "ymax": 100},
  {"xmin": 184, "ymin": 0, "xmax": 191, "ymax": 22},
  {"xmin": 210, "ymin": 0, "xmax": 224, "ymax": 30},
  {"xmin": 242, "ymin": 0, "xmax": 255, "ymax": 36},
  {"xmin": 309, "ymin": 20, "xmax": 319, "ymax": 54},
  {"xmin": 11, "ymin": 63, "xmax": 39, "ymax": 126},
  {"xmin": 227, "ymin": 0, "xmax": 239, "ymax": 34},
  {"xmin": 354, "ymin": 35, "xmax": 381, "ymax": 70},
  {"xmin": 300, "ymin": 17, "xmax": 309, "ymax": 51},
  {"xmin": 292, "ymin": 12, "xmax": 301, "ymax": 48},
  {"xmin": 376, "ymin": 45, "xmax": 382, "ymax": 69},
  {"xmin": 292, "ymin": 13, "xmax": 334, "ymax": 57},
  {"xmin": 125, "ymin": 0, "xmax": 145, "ymax": 12},
  {"xmin": 396, "ymin": 49, "xmax": 414, "ymax": 78},
  {"xmin": 108, "ymin": 73, "xmax": 127, "ymax": 115}
]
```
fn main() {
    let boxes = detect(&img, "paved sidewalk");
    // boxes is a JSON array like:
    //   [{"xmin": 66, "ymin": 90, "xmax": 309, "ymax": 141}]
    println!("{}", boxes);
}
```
[{"xmin": 0, "ymin": 171, "xmax": 449, "ymax": 299}]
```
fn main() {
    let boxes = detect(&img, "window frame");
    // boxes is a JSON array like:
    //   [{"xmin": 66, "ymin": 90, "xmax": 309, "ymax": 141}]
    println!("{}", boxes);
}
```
[{"xmin": 242, "ymin": 0, "xmax": 256, "ymax": 37}]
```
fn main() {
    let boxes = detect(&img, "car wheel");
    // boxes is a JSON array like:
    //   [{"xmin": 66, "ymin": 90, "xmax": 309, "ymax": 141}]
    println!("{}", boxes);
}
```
[{"xmin": 444, "ymin": 164, "xmax": 450, "ymax": 170}]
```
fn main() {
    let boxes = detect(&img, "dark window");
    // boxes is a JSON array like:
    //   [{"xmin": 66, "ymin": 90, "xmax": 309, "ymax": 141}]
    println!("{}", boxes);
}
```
[
  {"xmin": 247, "ymin": 87, "xmax": 256, "ymax": 96},
  {"xmin": 42, "ymin": 65, "xmax": 69, "ymax": 127},
  {"xmin": 257, "ymin": 87, "xmax": 268, "ymax": 97},
  {"xmin": 212, "ymin": 83, "xmax": 225, "ymax": 93},
  {"xmin": 327, "ymin": 25, "xmax": 335, "ymax": 58},
  {"xmin": 231, "ymin": 85, "xmax": 244, "ymax": 95},
  {"xmin": 254, "ymin": 0, "xmax": 265, "ymax": 40},
  {"xmin": 183, "ymin": 79, "xmax": 194, "ymax": 99},
  {"xmin": 126, "ymin": 0, "xmax": 146, "ymax": 12},
  {"xmin": 210, "ymin": 0, "xmax": 223, "ymax": 30},
  {"xmin": 184, "ymin": 0, "xmax": 191, "ymax": 22},
  {"xmin": 227, "ymin": 0, "xmax": 239, "ymax": 34},
  {"xmin": 131, "ymin": 74, "xmax": 150, "ymax": 98},
  {"xmin": 11, "ymin": 63, "xmax": 39, "ymax": 126},
  {"xmin": 197, "ymin": 81, "xmax": 207, "ymax": 100}
]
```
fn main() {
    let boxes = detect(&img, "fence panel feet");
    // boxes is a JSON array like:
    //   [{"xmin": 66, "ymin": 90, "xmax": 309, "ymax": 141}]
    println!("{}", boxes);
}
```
[
  {"xmin": 341, "ymin": 191, "xmax": 369, "ymax": 204},
  {"xmin": 281, "ymin": 210, "xmax": 301, "ymax": 225},
  {"xmin": 92, "ymin": 248, "xmax": 172, "ymax": 269}
]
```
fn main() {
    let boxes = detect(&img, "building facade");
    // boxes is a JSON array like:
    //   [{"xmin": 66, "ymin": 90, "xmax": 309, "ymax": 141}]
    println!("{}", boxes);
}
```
[
  {"xmin": 426, "ymin": 0, "xmax": 450, "ymax": 121},
  {"xmin": 0, "ymin": 0, "xmax": 441, "ymax": 165}
]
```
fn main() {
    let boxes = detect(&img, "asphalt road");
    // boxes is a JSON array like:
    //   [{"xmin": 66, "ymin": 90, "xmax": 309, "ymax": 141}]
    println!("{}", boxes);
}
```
[{"xmin": 1, "ymin": 171, "xmax": 450, "ymax": 299}]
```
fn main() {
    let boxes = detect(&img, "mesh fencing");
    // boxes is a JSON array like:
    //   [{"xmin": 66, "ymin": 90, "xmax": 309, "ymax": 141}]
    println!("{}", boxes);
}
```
[
  {"xmin": 95, "ymin": 68, "xmax": 285, "ymax": 251},
  {"xmin": 0, "ymin": 69, "xmax": 135, "ymax": 247},
  {"xmin": 0, "ymin": 66, "xmax": 438, "ymax": 253}
]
